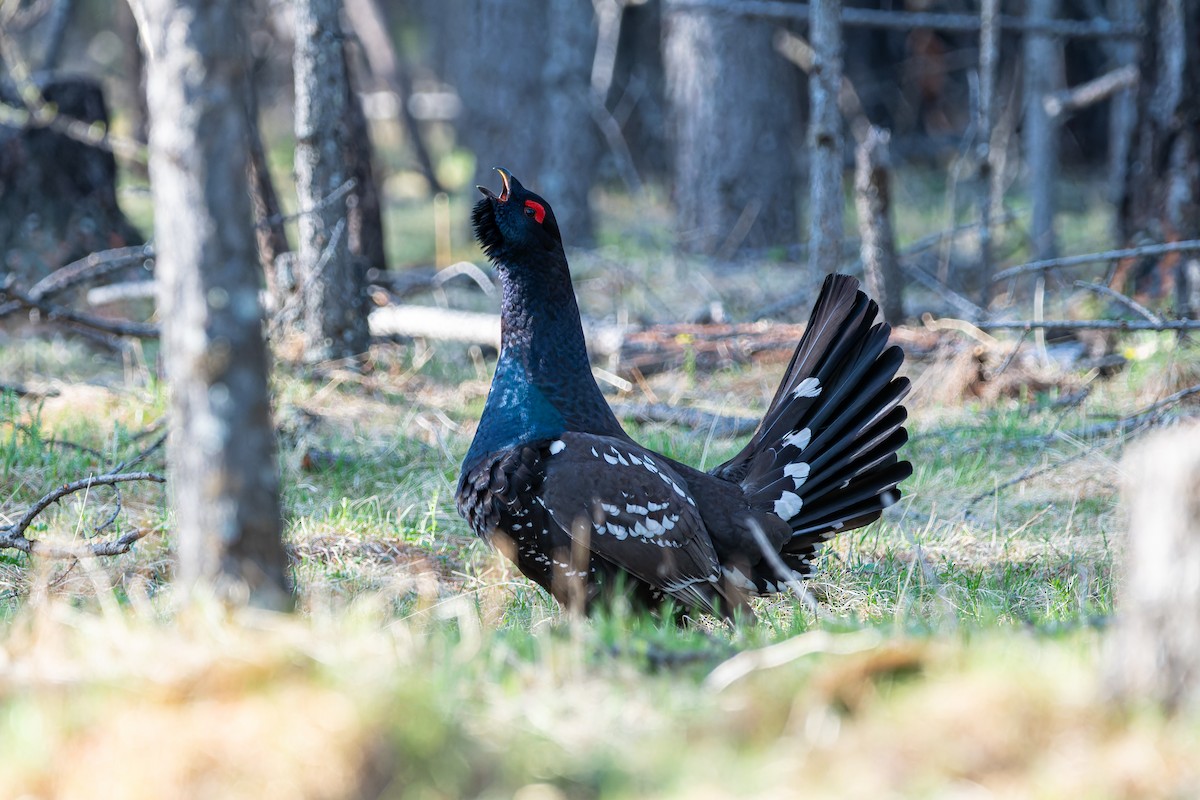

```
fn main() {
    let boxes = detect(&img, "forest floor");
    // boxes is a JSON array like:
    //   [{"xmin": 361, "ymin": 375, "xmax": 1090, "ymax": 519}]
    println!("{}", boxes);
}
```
[{"xmin": 3, "ymin": 181, "xmax": 1200, "ymax": 797}]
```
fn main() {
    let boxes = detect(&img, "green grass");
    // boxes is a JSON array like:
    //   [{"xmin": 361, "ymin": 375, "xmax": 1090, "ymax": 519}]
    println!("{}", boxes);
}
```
[{"xmin": 3, "ymin": 169, "xmax": 1200, "ymax": 795}]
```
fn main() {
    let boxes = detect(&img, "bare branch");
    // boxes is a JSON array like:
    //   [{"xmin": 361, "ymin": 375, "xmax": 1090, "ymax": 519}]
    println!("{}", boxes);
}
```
[
  {"xmin": 0, "ymin": 245, "xmax": 154, "ymax": 318},
  {"xmin": 1045, "ymin": 64, "xmax": 1139, "ymax": 118},
  {"xmin": 611, "ymin": 403, "xmax": 758, "ymax": 438},
  {"xmin": 0, "ymin": 471, "xmax": 166, "ymax": 555},
  {"xmin": 976, "ymin": 318, "xmax": 1200, "ymax": 332},
  {"xmin": 0, "ymin": 279, "xmax": 158, "ymax": 339},
  {"xmin": 1073, "ymin": 280, "xmax": 1164, "ymax": 324},
  {"xmin": 992, "ymin": 239, "xmax": 1200, "ymax": 282},
  {"xmin": 665, "ymin": 0, "xmax": 1141, "ymax": 39}
]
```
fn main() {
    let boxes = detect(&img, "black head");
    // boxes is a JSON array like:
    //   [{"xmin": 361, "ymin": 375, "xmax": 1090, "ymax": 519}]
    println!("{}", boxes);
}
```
[{"xmin": 471, "ymin": 168, "xmax": 563, "ymax": 263}]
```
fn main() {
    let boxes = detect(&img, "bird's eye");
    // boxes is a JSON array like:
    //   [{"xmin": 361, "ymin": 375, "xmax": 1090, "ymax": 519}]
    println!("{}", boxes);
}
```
[{"xmin": 524, "ymin": 200, "xmax": 546, "ymax": 224}]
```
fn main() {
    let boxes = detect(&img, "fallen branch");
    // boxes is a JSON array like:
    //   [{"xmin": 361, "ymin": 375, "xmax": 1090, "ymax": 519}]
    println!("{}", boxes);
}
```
[
  {"xmin": 1044, "ymin": 64, "xmax": 1138, "ymax": 119},
  {"xmin": 1072, "ymin": 280, "xmax": 1163, "ymax": 325},
  {"xmin": 666, "ymin": 0, "xmax": 1140, "ymax": 39},
  {"xmin": 0, "ymin": 279, "xmax": 158, "ymax": 338},
  {"xmin": 991, "ymin": 239, "xmax": 1200, "ymax": 282},
  {"xmin": 0, "ymin": 471, "xmax": 166, "ymax": 556},
  {"xmin": 0, "ymin": 244, "xmax": 153, "ymax": 318},
  {"xmin": 976, "ymin": 318, "xmax": 1200, "ymax": 332},
  {"xmin": 611, "ymin": 403, "xmax": 758, "ymax": 438},
  {"xmin": 0, "ymin": 382, "xmax": 60, "ymax": 399}
]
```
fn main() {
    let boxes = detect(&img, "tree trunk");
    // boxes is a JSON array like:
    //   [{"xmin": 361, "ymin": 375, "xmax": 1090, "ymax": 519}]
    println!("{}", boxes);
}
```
[
  {"xmin": 538, "ymin": 0, "xmax": 600, "ymax": 246},
  {"xmin": 976, "ymin": 0, "xmax": 1000, "ymax": 308},
  {"xmin": 1107, "ymin": 423, "xmax": 1200, "ymax": 713},
  {"xmin": 131, "ymin": 0, "xmax": 291, "ymax": 609},
  {"xmin": 664, "ymin": 3, "xmax": 798, "ymax": 256},
  {"xmin": 1115, "ymin": 0, "xmax": 1200, "ymax": 312},
  {"xmin": 1107, "ymin": 0, "xmax": 1140, "ymax": 245},
  {"xmin": 855, "ymin": 126, "xmax": 902, "ymax": 324},
  {"xmin": 1023, "ymin": 0, "xmax": 1060, "ymax": 263},
  {"xmin": 808, "ymin": 0, "xmax": 845, "ymax": 277},
  {"xmin": 609, "ymin": 0, "xmax": 668, "ymax": 181},
  {"xmin": 341, "ymin": 43, "xmax": 388, "ymax": 273},
  {"xmin": 0, "ymin": 77, "xmax": 143, "ymax": 289},
  {"xmin": 293, "ymin": 0, "xmax": 370, "ymax": 363},
  {"xmin": 452, "ymin": 0, "xmax": 547, "ymax": 192},
  {"xmin": 244, "ymin": 64, "xmax": 290, "ymax": 293}
]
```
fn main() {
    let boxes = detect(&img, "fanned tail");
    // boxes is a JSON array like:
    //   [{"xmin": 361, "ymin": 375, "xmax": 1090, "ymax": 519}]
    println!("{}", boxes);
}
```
[{"xmin": 713, "ymin": 274, "xmax": 912, "ymax": 577}]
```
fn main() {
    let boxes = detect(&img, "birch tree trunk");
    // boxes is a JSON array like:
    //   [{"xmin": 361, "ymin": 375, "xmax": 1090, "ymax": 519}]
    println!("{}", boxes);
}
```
[
  {"xmin": 131, "ymin": 0, "xmax": 291, "ymax": 609},
  {"xmin": 808, "ymin": 0, "xmax": 844, "ymax": 277},
  {"xmin": 294, "ymin": 0, "xmax": 370, "ymax": 363},
  {"xmin": 665, "ymin": 3, "xmax": 798, "ymax": 256}
]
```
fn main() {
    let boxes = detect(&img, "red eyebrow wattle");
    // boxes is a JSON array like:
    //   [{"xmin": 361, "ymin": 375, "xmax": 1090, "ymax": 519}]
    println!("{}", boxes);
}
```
[{"xmin": 525, "ymin": 200, "xmax": 546, "ymax": 224}]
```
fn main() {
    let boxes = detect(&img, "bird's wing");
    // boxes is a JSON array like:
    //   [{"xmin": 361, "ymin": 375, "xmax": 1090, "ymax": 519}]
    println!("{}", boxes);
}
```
[{"xmin": 538, "ymin": 431, "xmax": 722, "ymax": 612}]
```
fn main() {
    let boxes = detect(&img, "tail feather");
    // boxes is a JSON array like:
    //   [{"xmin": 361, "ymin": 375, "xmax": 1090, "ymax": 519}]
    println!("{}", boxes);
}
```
[{"xmin": 715, "ymin": 273, "xmax": 912, "ymax": 558}]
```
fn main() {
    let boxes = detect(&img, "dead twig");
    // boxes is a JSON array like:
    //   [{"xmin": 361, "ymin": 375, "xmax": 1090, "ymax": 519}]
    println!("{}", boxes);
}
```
[
  {"xmin": 0, "ymin": 244, "xmax": 154, "ymax": 318},
  {"xmin": 748, "ymin": 518, "xmax": 833, "ymax": 622},
  {"xmin": 977, "ymin": 318, "xmax": 1200, "ymax": 332},
  {"xmin": 1072, "ymin": 280, "xmax": 1164, "ymax": 325},
  {"xmin": 992, "ymin": 239, "xmax": 1200, "ymax": 283},
  {"xmin": 0, "ymin": 279, "xmax": 158, "ymax": 338},
  {"xmin": 612, "ymin": 403, "xmax": 758, "ymax": 438},
  {"xmin": 0, "ymin": 471, "xmax": 165, "ymax": 556}
]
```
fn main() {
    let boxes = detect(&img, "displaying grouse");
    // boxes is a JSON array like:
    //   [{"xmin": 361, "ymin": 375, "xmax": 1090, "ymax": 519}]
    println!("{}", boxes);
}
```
[{"xmin": 457, "ymin": 168, "xmax": 912, "ymax": 619}]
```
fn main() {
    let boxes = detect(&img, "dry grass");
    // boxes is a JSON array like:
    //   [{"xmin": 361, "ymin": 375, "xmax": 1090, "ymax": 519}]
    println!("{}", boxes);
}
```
[{"xmin": 3, "ymin": 208, "xmax": 1200, "ymax": 794}]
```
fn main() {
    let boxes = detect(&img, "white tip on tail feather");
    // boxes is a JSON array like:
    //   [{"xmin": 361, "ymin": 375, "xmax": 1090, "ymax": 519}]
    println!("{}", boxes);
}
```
[
  {"xmin": 774, "ymin": 491, "xmax": 803, "ymax": 519},
  {"xmin": 791, "ymin": 377, "xmax": 822, "ymax": 399},
  {"xmin": 783, "ymin": 428, "xmax": 811, "ymax": 451},
  {"xmin": 549, "ymin": 440, "xmax": 566, "ymax": 455}
]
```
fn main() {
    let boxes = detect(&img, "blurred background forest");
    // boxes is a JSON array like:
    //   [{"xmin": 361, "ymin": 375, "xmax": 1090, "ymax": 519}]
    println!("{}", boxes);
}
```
[{"xmin": 3, "ymin": 1, "xmax": 1200, "ymax": 797}]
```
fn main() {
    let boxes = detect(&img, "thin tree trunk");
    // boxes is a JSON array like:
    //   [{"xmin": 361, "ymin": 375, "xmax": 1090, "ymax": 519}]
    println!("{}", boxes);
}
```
[
  {"xmin": 244, "ymin": 64, "xmax": 290, "ymax": 293},
  {"xmin": 1023, "ymin": 0, "xmax": 1059, "ymax": 263},
  {"xmin": 855, "ymin": 126, "xmax": 902, "ymax": 324},
  {"xmin": 341, "ymin": 42, "xmax": 388, "ymax": 272},
  {"xmin": 808, "ymin": 0, "xmax": 844, "ymax": 277},
  {"xmin": 39, "ymin": 0, "xmax": 74, "ymax": 71},
  {"xmin": 342, "ymin": 0, "xmax": 444, "ymax": 194},
  {"xmin": 539, "ymin": 0, "xmax": 600, "ymax": 245},
  {"xmin": 665, "ymin": 3, "xmax": 798, "ymax": 256},
  {"xmin": 130, "ymin": 0, "xmax": 291, "ymax": 609},
  {"xmin": 293, "ymin": 0, "xmax": 369, "ymax": 363},
  {"xmin": 976, "ymin": 0, "xmax": 1000, "ymax": 308},
  {"xmin": 1107, "ymin": 0, "xmax": 1140, "ymax": 245}
]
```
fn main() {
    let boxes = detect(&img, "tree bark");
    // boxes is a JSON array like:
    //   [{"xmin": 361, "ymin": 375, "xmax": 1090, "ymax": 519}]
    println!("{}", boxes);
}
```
[
  {"xmin": 538, "ymin": 0, "xmax": 600, "ymax": 246},
  {"xmin": 341, "ymin": 42, "xmax": 388, "ymax": 273},
  {"xmin": 1107, "ymin": 423, "xmax": 1200, "ymax": 713},
  {"xmin": 1023, "ymin": 0, "xmax": 1060, "ymax": 263},
  {"xmin": 1107, "ymin": 0, "xmax": 1140, "ymax": 245},
  {"xmin": 131, "ymin": 0, "xmax": 291, "ymax": 609},
  {"xmin": 1114, "ymin": 0, "xmax": 1200, "ymax": 311},
  {"xmin": 293, "ymin": 0, "xmax": 370, "ymax": 363},
  {"xmin": 976, "ymin": 0, "xmax": 1000, "ymax": 308},
  {"xmin": 0, "ymin": 77, "xmax": 143, "ymax": 289},
  {"xmin": 854, "ymin": 126, "xmax": 902, "ymax": 324},
  {"xmin": 808, "ymin": 0, "xmax": 845, "ymax": 276},
  {"xmin": 664, "ymin": 2, "xmax": 798, "ymax": 256}
]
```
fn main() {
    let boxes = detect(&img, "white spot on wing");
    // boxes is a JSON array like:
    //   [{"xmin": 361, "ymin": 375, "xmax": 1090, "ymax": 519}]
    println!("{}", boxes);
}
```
[
  {"xmin": 791, "ymin": 377, "xmax": 822, "ymax": 398},
  {"xmin": 774, "ymin": 491, "xmax": 804, "ymax": 519},
  {"xmin": 549, "ymin": 440, "xmax": 566, "ymax": 455},
  {"xmin": 604, "ymin": 453, "xmax": 619, "ymax": 465}
]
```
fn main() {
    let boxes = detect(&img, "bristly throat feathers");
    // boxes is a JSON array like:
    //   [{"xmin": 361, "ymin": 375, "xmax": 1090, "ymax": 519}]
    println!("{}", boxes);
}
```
[{"xmin": 462, "ymin": 250, "xmax": 625, "ymax": 468}]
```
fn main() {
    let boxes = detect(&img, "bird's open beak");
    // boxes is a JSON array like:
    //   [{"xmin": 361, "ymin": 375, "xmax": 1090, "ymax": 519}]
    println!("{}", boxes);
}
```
[{"xmin": 476, "ymin": 167, "xmax": 512, "ymax": 202}]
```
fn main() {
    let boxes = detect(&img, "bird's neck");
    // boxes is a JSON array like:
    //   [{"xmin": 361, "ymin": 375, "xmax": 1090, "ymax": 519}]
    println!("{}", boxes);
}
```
[{"xmin": 465, "ymin": 252, "xmax": 625, "ymax": 466}]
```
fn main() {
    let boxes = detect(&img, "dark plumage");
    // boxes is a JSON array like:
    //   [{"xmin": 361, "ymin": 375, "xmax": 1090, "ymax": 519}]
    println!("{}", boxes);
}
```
[{"xmin": 456, "ymin": 168, "xmax": 912, "ymax": 619}]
